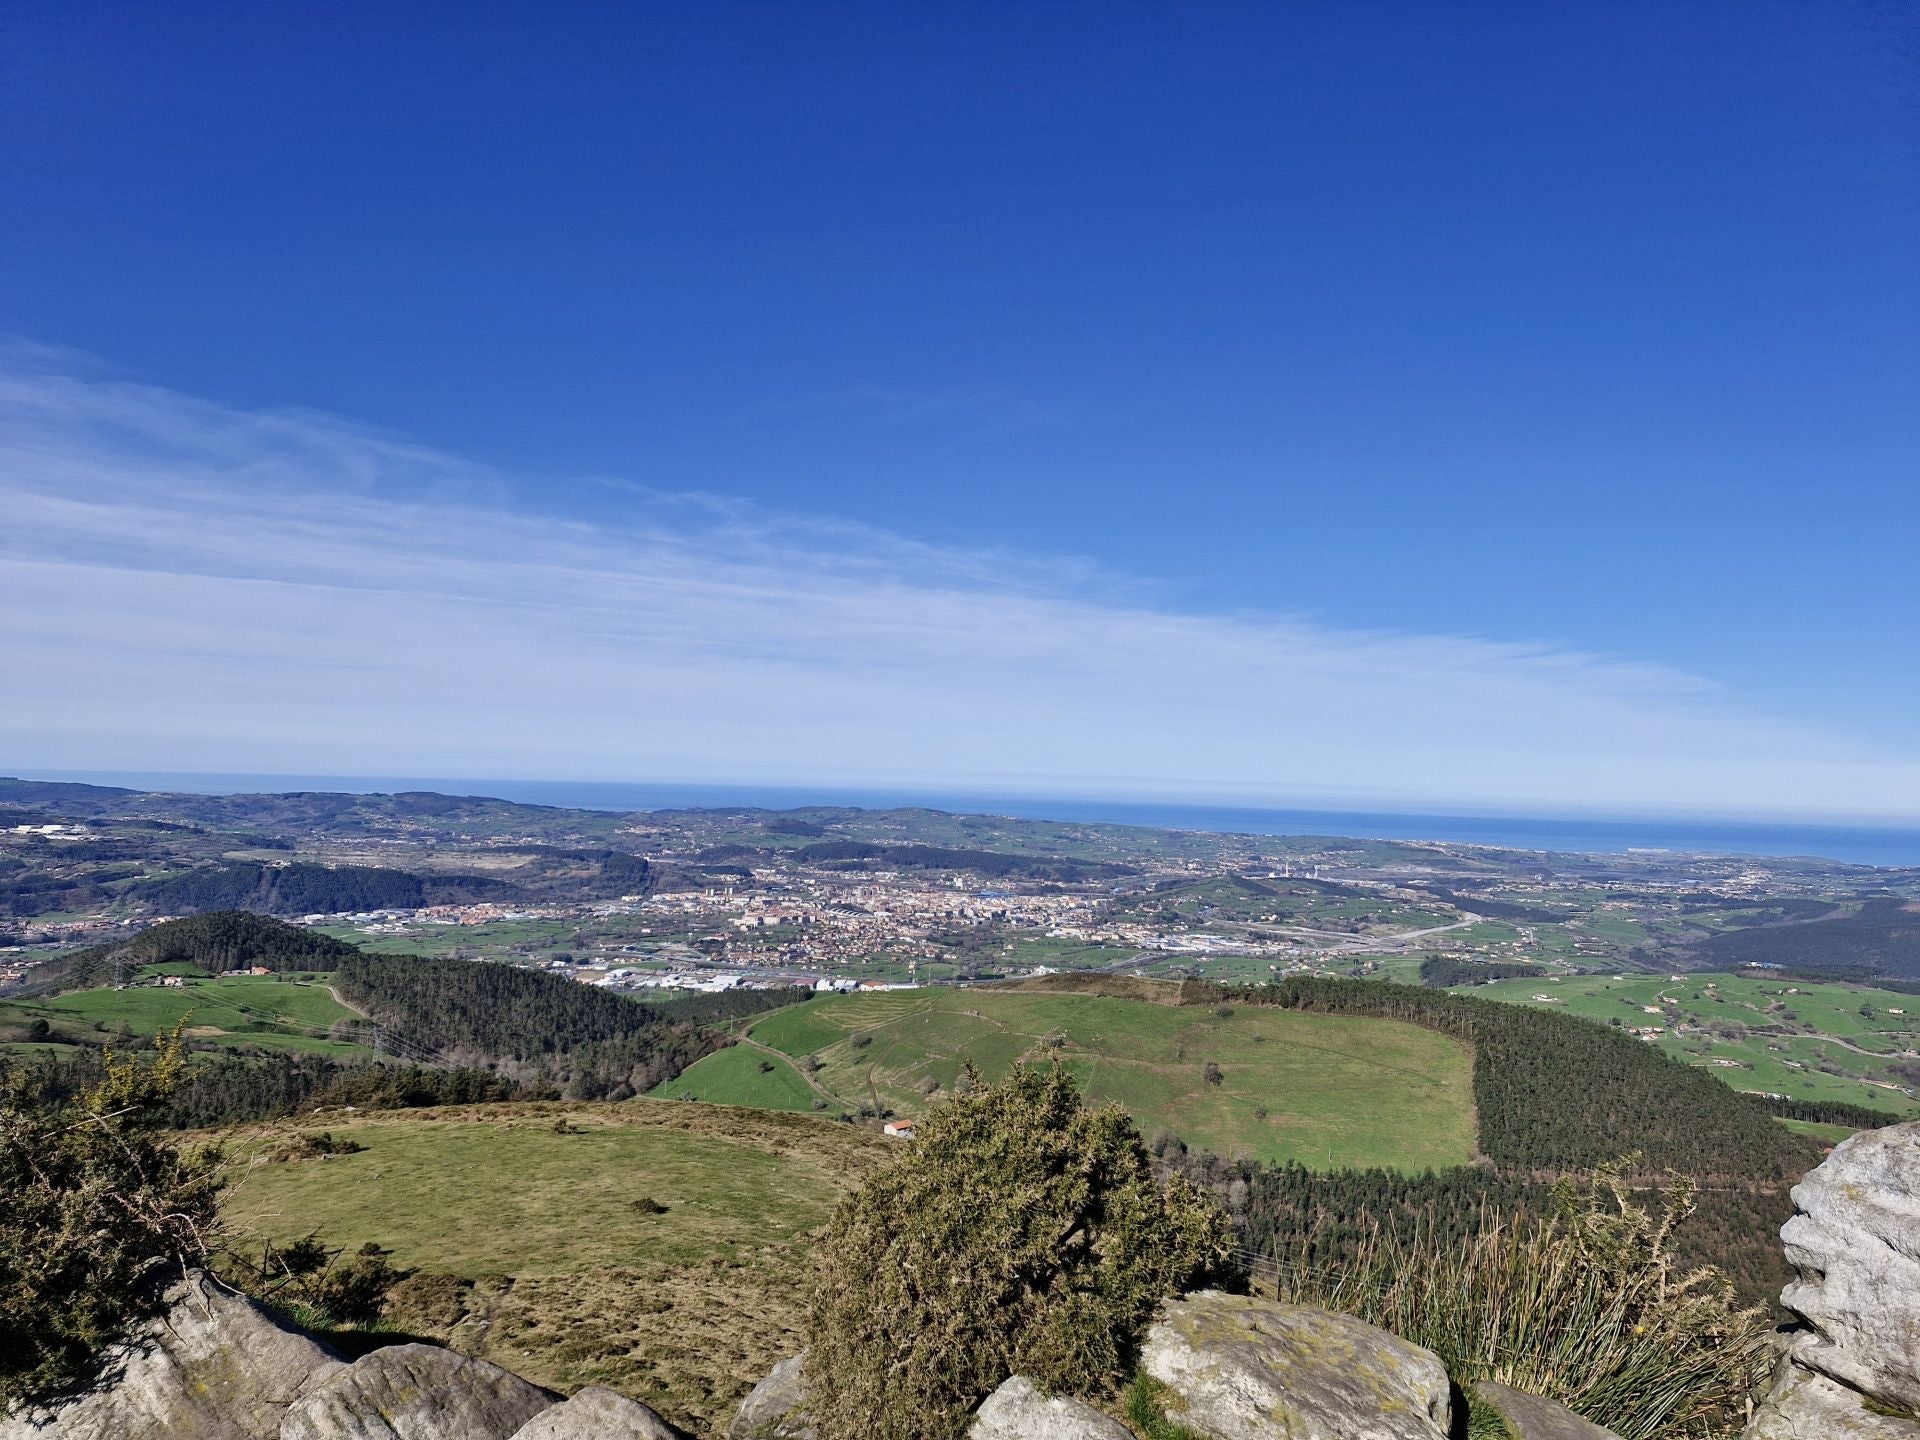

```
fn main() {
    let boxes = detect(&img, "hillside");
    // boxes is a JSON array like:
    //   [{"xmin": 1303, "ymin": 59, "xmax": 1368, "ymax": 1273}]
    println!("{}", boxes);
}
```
[
  {"xmin": 218, "ymin": 1101, "xmax": 891, "ymax": 1432},
  {"xmin": 1675, "ymin": 897, "xmax": 1920, "ymax": 982},
  {"xmin": 0, "ymin": 971, "xmax": 369, "ymax": 1057},
  {"xmin": 656, "ymin": 983, "xmax": 1477, "ymax": 1172},
  {"xmin": 25, "ymin": 911, "xmax": 360, "ymax": 993},
  {"xmin": 134, "ymin": 849, "xmax": 652, "ymax": 916},
  {"xmin": 331, "ymin": 951, "xmax": 795, "ymax": 1095},
  {"xmin": 661, "ymin": 973, "xmax": 1825, "ymax": 1299},
  {"xmin": 1459, "ymin": 969, "xmax": 1920, "ymax": 1118}
]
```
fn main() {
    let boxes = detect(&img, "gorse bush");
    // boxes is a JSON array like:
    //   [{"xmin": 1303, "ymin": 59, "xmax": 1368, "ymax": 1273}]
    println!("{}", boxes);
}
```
[
  {"xmin": 0, "ymin": 1030, "xmax": 223, "ymax": 1407},
  {"xmin": 805, "ymin": 1064, "xmax": 1236, "ymax": 1440},
  {"xmin": 1273, "ymin": 1157, "xmax": 1773, "ymax": 1440},
  {"xmin": 223, "ymin": 1236, "xmax": 408, "ymax": 1330}
]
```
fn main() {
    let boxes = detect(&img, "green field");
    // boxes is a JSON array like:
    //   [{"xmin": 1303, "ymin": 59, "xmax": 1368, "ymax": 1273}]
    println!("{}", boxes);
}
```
[
  {"xmin": 1459, "ymin": 970, "xmax": 1920, "ymax": 1116},
  {"xmin": 224, "ymin": 1102, "xmax": 880, "ymax": 1273},
  {"xmin": 664, "ymin": 984, "xmax": 1477, "ymax": 1171},
  {"xmin": 220, "ymin": 1101, "xmax": 891, "ymax": 1432},
  {"xmin": 655, "ymin": 1041, "xmax": 823, "ymax": 1112},
  {"xmin": 0, "ymin": 973, "xmax": 370, "ymax": 1057}
]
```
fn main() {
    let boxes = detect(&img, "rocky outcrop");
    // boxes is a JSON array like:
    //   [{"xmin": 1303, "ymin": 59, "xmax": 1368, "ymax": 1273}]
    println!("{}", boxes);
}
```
[
  {"xmin": 1471, "ymin": 1381, "xmax": 1622, "ymax": 1440},
  {"xmin": 1744, "ymin": 1120, "xmax": 1920, "ymax": 1440},
  {"xmin": 1778, "ymin": 1122, "xmax": 1920, "ymax": 1411},
  {"xmin": 0, "ymin": 1273, "xmax": 342, "ymax": 1440},
  {"xmin": 508, "ymin": 1385, "xmax": 689, "ymax": 1440},
  {"xmin": 725, "ymin": 1354, "xmax": 816, "ymax": 1440},
  {"xmin": 279, "ymin": 1343, "xmax": 555, "ymax": 1440},
  {"xmin": 1141, "ymin": 1291, "xmax": 1452, "ymax": 1440},
  {"xmin": 967, "ymin": 1376, "xmax": 1133, "ymax": 1440},
  {"xmin": 1746, "ymin": 1362, "xmax": 1920, "ymax": 1440}
]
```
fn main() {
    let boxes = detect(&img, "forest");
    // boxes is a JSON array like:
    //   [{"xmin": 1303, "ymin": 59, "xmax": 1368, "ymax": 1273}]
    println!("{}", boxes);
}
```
[
  {"xmin": 331, "ymin": 952, "xmax": 796, "ymax": 1097},
  {"xmin": 30, "ymin": 912, "xmax": 359, "ymax": 993},
  {"xmin": 1416, "ymin": 956, "xmax": 1543, "ymax": 987},
  {"xmin": 1195, "ymin": 975, "xmax": 1815, "ymax": 1178},
  {"xmin": 137, "ymin": 861, "xmax": 499, "ymax": 915},
  {"xmin": 1168, "ymin": 975, "xmax": 1825, "ymax": 1298},
  {"xmin": 127, "ymin": 847, "xmax": 656, "ymax": 917},
  {"xmin": 1678, "ymin": 897, "xmax": 1920, "ymax": 980}
]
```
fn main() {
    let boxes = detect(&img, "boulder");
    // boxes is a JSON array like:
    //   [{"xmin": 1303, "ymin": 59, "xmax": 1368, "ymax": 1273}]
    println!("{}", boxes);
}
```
[
  {"xmin": 508, "ymin": 1385, "xmax": 689, "ymax": 1440},
  {"xmin": 968, "ymin": 1376, "xmax": 1133, "ymax": 1440},
  {"xmin": 1470, "ymin": 1381, "xmax": 1622, "ymax": 1440},
  {"xmin": 279, "ymin": 1343, "xmax": 555, "ymax": 1440},
  {"xmin": 1744, "ymin": 1365, "xmax": 1920, "ymax": 1440},
  {"xmin": 725, "ymin": 1355, "xmax": 815, "ymax": 1440},
  {"xmin": 1777, "ymin": 1120, "xmax": 1920, "ymax": 1414},
  {"xmin": 1141, "ymin": 1291, "xmax": 1452, "ymax": 1440},
  {"xmin": 0, "ymin": 1271, "xmax": 341, "ymax": 1440}
]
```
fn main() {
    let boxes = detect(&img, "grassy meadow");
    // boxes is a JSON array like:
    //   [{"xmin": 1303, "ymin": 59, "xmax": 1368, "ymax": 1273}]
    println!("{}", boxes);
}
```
[
  {"xmin": 218, "ymin": 1101, "xmax": 891, "ymax": 1431},
  {"xmin": 657, "ymin": 984, "xmax": 1477, "ymax": 1171}
]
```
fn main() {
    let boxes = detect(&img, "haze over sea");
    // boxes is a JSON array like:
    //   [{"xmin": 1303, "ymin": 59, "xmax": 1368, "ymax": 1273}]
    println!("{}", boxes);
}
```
[{"xmin": 29, "ymin": 772, "xmax": 1920, "ymax": 871}]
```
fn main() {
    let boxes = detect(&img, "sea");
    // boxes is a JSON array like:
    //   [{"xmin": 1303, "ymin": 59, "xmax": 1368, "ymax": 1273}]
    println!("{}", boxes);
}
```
[{"xmin": 23, "ymin": 771, "xmax": 1920, "ymax": 870}]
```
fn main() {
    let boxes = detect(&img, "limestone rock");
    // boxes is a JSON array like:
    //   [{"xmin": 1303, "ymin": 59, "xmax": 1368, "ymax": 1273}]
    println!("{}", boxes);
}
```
[
  {"xmin": 1744, "ymin": 1365, "xmax": 1920, "ymax": 1440},
  {"xmin": 509, "ymin": 1385, "xmax": 689, "ymax": 1440},
  {"xmin": 1777, "ymin": 1120, "xmax": 1920, "ymax": 1414},
  {"xmin": 1470, "ymin": 1381, "xmax": 1622, "ymax": 1440},
  {"xmin": 0, "ymin": 1272, "xmax": 341, "ymax": 1440},
  {"xmin": 280, "ymin": 1343, "xmax": 555, "ymax": 1440},
  {"xmin": 725, "ymin": 1355, "xmax": 815, "ymax": 1440},
  {"xmin": 1142, "ymin": 1290, "xmax": 1452, "ymax": 1440},
  {"xmin": 968, "ymin": 1376, "xmax": 1133, "ymax": 1440}
]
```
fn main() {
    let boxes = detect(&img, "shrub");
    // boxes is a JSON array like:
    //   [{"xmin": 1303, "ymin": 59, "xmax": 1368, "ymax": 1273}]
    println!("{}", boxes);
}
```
[
  {"xmin": 0, "ymin": 1031, "xmax": 223, "ymax": 1406},
  {"xmin": 1273, "ymin": 1158, "xmax": 1771, "ymax": 1439},
  {"xmin": 267, "ymin": 1130, "xmax": 366, "ymax": 1162},
  {"xmin": 805, "ymin": 1064, "xmax": 1236, "ymax": 1440},
  {"xmin": 226, "ymin": 1236, "xmax": 407, "ymax": 1330}
]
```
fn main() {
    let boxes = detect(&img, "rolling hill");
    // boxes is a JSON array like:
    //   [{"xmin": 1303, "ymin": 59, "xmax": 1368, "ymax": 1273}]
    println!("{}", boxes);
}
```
[{"xmin": 655, "ymin": 982, "xmax": 1476, "ymax": 1172}]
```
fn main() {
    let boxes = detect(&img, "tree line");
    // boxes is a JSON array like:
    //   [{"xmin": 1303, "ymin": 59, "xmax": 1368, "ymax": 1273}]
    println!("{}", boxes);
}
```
[
  {"xmin": 8, "ymin": 1048, "xmax": 518, "ymax": 1129},
  {"xmin": 1416, "ymin": 956, "xmax": 1544, "ymax": 987},
  {"xmin": 1160, "ymin": 975, "xmax": 1829, "ymax": 1301}
]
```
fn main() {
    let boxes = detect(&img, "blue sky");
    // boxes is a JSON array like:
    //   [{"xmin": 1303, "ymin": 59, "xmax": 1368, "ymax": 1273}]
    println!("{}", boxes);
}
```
[{"xmin": 1, "ymin": 2, "xmax": 1915, "ymax": 816}]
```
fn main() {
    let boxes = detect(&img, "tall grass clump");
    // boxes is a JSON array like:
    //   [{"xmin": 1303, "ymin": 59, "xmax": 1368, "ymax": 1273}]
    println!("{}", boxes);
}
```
[{"xmin": 1272, "ymin": 1157, "xmax": 1771, "ymax": 1440}]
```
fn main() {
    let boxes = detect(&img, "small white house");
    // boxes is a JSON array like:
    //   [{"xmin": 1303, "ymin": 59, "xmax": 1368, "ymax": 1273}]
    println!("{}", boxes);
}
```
[{"xmin": 882, "ymin": 1120, "xmax": 916, "ymax": 1140}]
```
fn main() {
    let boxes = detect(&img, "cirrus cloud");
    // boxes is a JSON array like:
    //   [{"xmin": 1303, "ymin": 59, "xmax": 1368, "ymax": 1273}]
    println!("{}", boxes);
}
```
[{"xmin": 2, "ymin": 349, "xmax": 1916, "ymax": 819}]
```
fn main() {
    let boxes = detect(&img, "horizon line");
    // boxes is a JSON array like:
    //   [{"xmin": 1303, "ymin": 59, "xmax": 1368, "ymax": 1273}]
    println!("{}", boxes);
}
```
[{"xmin": 11, "ymin": 767, "xmax": 1920, "ymax": 834}]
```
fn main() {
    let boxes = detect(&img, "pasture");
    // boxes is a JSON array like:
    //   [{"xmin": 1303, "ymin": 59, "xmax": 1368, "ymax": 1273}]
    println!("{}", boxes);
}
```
[
  {"xmin": 218, "ymin": 1102, "xmax": 890, "ymax": 1432},
  {"xmin": 0, "ymin": 972, "xmax": 371, "ymax": 1057},
  {"xmin": 686, "ymin": 985, "xmax": 1478, "ymax": 1171}
]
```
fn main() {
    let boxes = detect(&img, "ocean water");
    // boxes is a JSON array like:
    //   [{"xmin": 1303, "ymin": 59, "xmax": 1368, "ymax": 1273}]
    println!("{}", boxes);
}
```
[{"xmin": 23, "ymin": 771, "xmax": 1920, "ymax": 869}]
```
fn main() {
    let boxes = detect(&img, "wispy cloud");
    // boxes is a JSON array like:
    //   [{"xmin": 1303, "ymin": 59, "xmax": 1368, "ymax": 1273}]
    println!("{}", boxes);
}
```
[{"xmin": 2, "ymin": 351, "xmax": 1915, "ymax": 817}]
